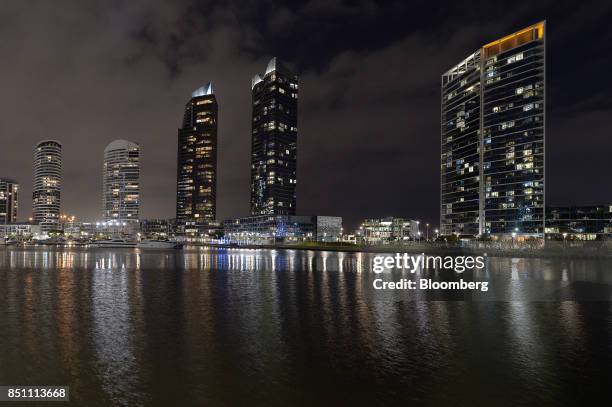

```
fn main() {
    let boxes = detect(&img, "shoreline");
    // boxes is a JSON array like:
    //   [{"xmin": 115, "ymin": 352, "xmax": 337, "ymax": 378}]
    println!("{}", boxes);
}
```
[
  {"xmin": 180, "ymin": 241, "xmax": 612, "ymax": 259},
  {"xmin": 2, "ymin": 241, "xmax": 611, "ymax": 259}
]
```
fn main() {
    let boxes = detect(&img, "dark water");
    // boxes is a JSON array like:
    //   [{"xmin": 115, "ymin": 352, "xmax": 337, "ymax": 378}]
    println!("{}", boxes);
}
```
[{"xmin": 0, "ymin": 247, "xmax": 611, "ymax": 406}]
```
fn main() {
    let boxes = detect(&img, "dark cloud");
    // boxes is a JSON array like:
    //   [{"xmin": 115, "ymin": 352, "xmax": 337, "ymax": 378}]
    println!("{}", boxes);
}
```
[{"xmin": 0, "ymin": 0, "xmax": 610, "ymax": 231}]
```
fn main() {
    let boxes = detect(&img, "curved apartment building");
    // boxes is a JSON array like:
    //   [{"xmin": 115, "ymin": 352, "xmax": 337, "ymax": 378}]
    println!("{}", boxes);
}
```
[
  {"xmin": 33, "ymin": 140, "xmax": 62, "ymax": 232},
  {"xmin": 103, "ymin": 139, "xmax": 140, "ymax": 223}
]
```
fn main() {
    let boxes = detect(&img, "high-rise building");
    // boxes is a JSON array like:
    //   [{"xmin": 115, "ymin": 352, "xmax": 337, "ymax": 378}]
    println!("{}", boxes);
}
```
[
  {"xmin": 250, "ymin": 57, "xmax": 298, "ymax": 216},
  {"xmin": 33, "ymin": 140, "xmax": 62, "ymax": 232},
  {"xmin": 103, "ymin": 139, "xmax": 140, "ymax": 223},
  {"xmin": 0, "ymin": 178, "xmax": 18, "ymax": 224},
  {"xmin": 441, "ymin": 22, "xmax": 545, "ymax": 237},
  {"xmin": 176, "ymin": 82, "xmax": 218, "ymax": 224}
]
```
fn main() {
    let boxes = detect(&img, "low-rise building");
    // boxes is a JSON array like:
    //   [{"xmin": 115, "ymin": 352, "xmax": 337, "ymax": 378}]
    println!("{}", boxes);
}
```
[
  {"xmin": 62, "ymin": 221, "xmax": 96, "ymax": 239},
  {"xmin": 174, "ymin": 220, "xmax": 222, "ymax": 241},
  {"xmin": 356, "ymin": 217, "xmax": 420, "ymax": 244},
  {"xmin": 92, "ymin": 220, "xmax": 139, "ymax": 238},
  {"xmin": 314, "ymin": 216, "xmax": 342, "ymax": 242},
  {"xmin": 223, "ymin": 215, "xmax": 342, "ymax": 244},
  {"xmin": 0, "ymin": 223, "xmax": 42, "ymax": 239},
  {"xmin": 140, "ymin": 219, "xmax": 173, "ymax": 239}
]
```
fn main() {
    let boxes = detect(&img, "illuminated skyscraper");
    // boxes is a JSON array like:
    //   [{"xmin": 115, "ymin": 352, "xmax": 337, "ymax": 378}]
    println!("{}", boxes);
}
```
[
  {"xmin": 176, "ymin": 82, "xmax": 217, "ymax": 223},
  {"xmin": 0, "ymin": 178, "xmax": 18, "ymax": 224},
  {"xmin": 441, "ymin": 22, "xmax": 545, "ymax": 237},
  {"xmin": 250, "ymin": 57, "xmax": 298, "ymax": 215},
  {"xmin": 103, "ymin": 140, "xmax": 140, "ymax": 223},
  {"xmin": 33, "ymin": 140, "xmax": 62, "ymax": 232}
]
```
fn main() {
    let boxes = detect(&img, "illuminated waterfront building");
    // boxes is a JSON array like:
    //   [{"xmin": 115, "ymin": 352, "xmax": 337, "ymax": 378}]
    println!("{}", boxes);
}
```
[
  {"xmin": 223, "ymin": 215, "xmax": 341, "ymax": 243},
  {"xmin": 0, "ymin": 223, "xmax": 41, "ymax": 238},
  {"xmin": 357, "ymin": 217, "xmax": 420, "ymax": 244},
  {"xmin": 250, "ymin": 58, "xmax": 298, "ymax": 216},
  {"xmin": 176, "ymin": 82, "xmax": 218, "ymax": 224},
  {"xmin": 0, "ymin": 178, "xmax": 18, "ymax": 224},
  {"xmin": 441, "ymin": 22, "xmax": 545, "ymax": 237},
  {"xmin": 103, "ymin": 140, "xmax": 140, "ymax": 223},
  {"xmin": 33, "ymin": 140, "xmax": 62, "ymax": 232}
]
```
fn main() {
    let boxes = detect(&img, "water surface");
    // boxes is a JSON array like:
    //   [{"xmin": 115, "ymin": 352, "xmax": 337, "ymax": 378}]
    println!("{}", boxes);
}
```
[{"xmin": 0, "ymin": 247, "xmax": 610, "ymax": 406}]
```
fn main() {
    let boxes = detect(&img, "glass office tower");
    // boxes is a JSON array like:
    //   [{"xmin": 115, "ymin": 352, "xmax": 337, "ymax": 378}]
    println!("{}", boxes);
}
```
[
  {"xmin": 176, "ymin": 83, "xmax": 218, "ymax": 223},
  {"xmin": 250, "ymin": 58, "xmax": 298, "ymax": 216},
  {"xmin": 441, "ymin": 22, "xmax": 545, "ymax": 237}
]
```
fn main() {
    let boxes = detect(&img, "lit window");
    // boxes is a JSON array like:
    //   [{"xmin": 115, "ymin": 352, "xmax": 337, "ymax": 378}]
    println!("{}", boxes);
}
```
[{"xmin": 507, "ymin": 53, "xmax": 524, "ymax": 64}]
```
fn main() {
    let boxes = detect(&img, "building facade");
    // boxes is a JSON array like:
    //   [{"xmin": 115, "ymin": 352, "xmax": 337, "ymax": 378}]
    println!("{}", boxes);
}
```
[
  {"xmin": 140, "ymin": 219, "xmax": 173, "ymax": 239},
  {"xmin": 357, "ymin": 217, "xmax": 420, "ymax": 244},
  {"xmin": 0, "ymin": 223, "xmax": 41, "ymax": 239},
  {"xmin": 176, "ymin": 83, "xmax": 218, "ymax": 224},
  {"xmin": 315, "ymin": 216, "xmax": 343, "ymax": 242},
  {"xmin": 441, "ymin": 22, "xmax": 545, "ymax": 237},
  {"xmin": 33, "ymin": 140, "xmax": 62, "ymax": 232},
  {"xmin": 546, "ymin": 205, "xmax": 612, "ymax": 240},
  {"xmin": 62, "ymin": 221, "xmax": 96, "ymax": 239},
  {"xmin": 224, "ymin": 215, "xmax": 341, "ymax": 244},
  {"xmin": 0, "ymin": 178, "xmax": 18, "ymax": 224},
  {"xmin": 250, "ymin": 58, "xmax": 298, "ymax": 216},
  {"xmin": 103, "ymin": 140, "xmax": 140, "ymax": 223}
]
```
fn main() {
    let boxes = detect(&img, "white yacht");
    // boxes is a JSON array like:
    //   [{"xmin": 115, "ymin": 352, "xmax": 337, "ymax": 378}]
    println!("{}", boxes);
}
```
[
  {"xmin": 90, "ymin": 239, "xmax": 137, "ymax": 248},
  {"xmin": 137, "ymin": 240, "xmax": 183, "ymax": 249}
]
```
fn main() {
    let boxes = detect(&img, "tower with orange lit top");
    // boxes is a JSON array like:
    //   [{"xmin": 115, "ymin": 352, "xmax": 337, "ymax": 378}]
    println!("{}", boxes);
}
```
[{"xmin": 441, "ymin": 22, "xmax": 545, "ymax": 237}]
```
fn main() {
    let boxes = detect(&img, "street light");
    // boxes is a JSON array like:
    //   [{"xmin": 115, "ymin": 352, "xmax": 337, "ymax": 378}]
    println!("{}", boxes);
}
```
[{"xmin": 426, "ymin": 223, "xmax": 430, "ymax": 241}]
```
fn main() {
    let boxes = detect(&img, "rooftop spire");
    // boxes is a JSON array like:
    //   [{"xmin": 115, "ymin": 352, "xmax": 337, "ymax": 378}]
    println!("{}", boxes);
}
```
[{"xmin": 191, "ymin": 82, "xmax": 214, "ymax": 98}]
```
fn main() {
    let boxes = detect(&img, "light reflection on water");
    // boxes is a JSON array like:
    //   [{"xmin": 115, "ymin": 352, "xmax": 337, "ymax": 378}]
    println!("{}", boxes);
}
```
[{"xmin": 0, "ymin": 247, "xmax": 611, "ymax": 406}]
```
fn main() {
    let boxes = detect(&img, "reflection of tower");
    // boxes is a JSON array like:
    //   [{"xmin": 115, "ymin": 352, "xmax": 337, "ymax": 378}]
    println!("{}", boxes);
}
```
[
  {"xmin": 91, "ymin": 252, "xmax": 140, "ymax": 404},
  {"xmin": 103, "ymin": 140, "xmax": 140, "ymax": 223},
  {"xmin": 250, "ymin": 58, "xmax": 298, "ymax": 216},
  {"xmin": 33, "ymin": 140, "xmax": 62, "ymax": 232},
  {"xmin": 176, "ymin": 83, "xmax": 218, "ymax": 224},
  {"xmin": 440, "ymin": 22, "xmax": 546, "ymax": 237}
]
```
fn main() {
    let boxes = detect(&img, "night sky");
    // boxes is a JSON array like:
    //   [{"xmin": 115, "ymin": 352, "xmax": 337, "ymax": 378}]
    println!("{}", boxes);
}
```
[{"xmin": 0, "ymin": 1, "xmax": 611, "ymax": 231}]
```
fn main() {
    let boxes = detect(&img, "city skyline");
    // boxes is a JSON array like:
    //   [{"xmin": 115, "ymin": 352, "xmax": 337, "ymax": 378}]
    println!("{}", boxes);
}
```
[{"xmin": 0, "ymin": 2, "xmax": 610, "ymax": 231}]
